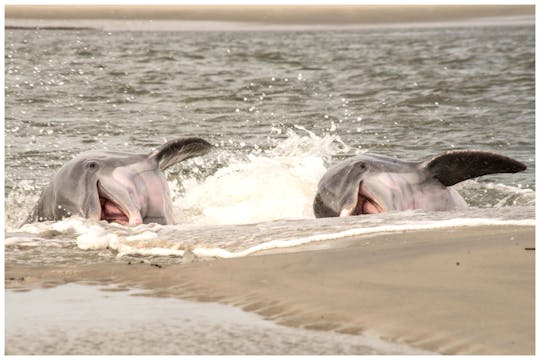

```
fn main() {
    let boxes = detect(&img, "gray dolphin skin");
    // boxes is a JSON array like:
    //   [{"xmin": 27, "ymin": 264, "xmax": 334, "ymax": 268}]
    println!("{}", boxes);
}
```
[
  {"xmin": 25, "ymin": 137, "xmax": 212, "ymax": 226},
  {"xmin": 313, "ymin": 150, "xmax": 527, "ymax": 218}
]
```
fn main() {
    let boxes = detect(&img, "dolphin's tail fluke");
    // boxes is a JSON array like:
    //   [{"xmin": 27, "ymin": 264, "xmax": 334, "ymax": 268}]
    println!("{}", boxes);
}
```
[
  {"xmin": 419, "ymin": 150, "xmax": 527, "ymax": 186},
  {"xmin": 148, "ymin": 137, "xmax": 213, "ymax": 171}
]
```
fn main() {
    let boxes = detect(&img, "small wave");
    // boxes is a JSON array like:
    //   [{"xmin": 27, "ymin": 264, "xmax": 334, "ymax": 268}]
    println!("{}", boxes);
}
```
[
  {"xmin": 191, "ymin": 217, "xmax": 535, "ymax": 259},
  {"xmin": 7, "ymin": 214, "xmax": 534, "ymax": 262},
  {"xmin": 456, "ymin": 180, "xmax": 535, "ymax": 208}
]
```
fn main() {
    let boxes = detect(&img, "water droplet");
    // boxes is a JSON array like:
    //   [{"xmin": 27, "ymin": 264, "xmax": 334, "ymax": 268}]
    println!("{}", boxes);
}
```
[{"xmin": 329, "ymin": 121, "xmax": 337, "ymax": 132}]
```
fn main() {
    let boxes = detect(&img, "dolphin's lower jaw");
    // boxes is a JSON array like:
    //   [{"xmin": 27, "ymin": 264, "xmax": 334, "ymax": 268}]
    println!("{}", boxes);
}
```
[
  {"xmin": 349, "ymin": 182, "xmax": 384, "ymax": 216},
  {"xmin": 97, "ymin": 182, "xmax": 142, "ymax": 226}
]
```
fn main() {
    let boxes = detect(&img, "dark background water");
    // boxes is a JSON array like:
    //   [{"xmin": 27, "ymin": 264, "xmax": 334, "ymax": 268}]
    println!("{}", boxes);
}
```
[
  {"xmin": 6, "ymin": 24, "xmax": 534, "ymax": 182},
  {"xmin": 5, "ymin": 23, "xmax": 535, "ymax": 230}
]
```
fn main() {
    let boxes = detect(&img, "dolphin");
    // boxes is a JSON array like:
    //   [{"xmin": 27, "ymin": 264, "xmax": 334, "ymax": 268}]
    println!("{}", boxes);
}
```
[
  {"xmin": 24, "ymin": 137, "xmax": 212, "ymax": 226},
  {"xmin": 313, "ymin": 150, "xmax": 527, "ymax": 218}
]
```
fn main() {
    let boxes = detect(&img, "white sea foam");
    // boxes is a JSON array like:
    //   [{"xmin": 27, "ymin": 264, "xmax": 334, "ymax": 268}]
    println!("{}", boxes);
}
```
[
  {"xmin": 177, "ymin": 155, "xmax": 325, "ymax": 224},
  {"xmin": 4, "ymin": 236, "xmax": 43, "ymax": 247},
  {"xmin": 112, "ymin": 217, "xmax": 535, "ymax": 258},
  {"xmin": 77, "ymin": 227, "xmax": 117, "ymax": 250},
  {"xmin": 189, "ymin": 218, "xmax": 535, "ymax": 259},
  {"xmin": 174, "ymin": 127, "xmax": 347, "ymax": 225},
  {"xmin": 6, "ymin": 205, "xmax": 535, "ymax": 261},
  {"xmin": 20, "ymin": 215, "xmax": 529, "ymax": 259}
]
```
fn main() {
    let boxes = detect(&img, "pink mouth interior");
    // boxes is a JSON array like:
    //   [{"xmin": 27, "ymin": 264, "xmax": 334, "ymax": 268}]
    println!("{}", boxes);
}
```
[
  {"xmin": 98, "ymin": 186, "xmax": 129, "ymax": 225},
  {"xmin": 353, "ymin": 183, "xmax": 383, "ymax": 215}
]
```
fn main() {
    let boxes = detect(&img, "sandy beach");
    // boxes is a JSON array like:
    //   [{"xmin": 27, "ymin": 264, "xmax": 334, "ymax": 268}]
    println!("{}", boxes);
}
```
[
  {"xmin": 4, "ymin": 5, "xmax": 535, "ymax": 31},
  {"xmin": 5, "ymin": 5, "xmax": 534, "ymax": 23},
  {"xmin": 6, "ymin": 225, "xmax": 535, "ymax": 355}
]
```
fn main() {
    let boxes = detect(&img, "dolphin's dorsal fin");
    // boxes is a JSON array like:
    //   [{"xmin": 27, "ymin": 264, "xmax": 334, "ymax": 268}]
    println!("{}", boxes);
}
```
[
  {"xmin": 420, "ymin": 150, "xmax": 527, "ymax": 186},
  {"xmin": 148, "ymin": 137, "xmax": 212, "ymax": 171}
]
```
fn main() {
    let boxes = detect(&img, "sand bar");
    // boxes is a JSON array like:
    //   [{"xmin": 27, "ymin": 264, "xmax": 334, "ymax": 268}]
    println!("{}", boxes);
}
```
[
  {"xmin": 5, "ymin": 5, "xmax": 534, "ymax": 23},
  {"xmin": 6, "ymin": 224, "xmax": 535, "ymax": 355},
  {"xmin": 5, "ymin": 5, "xmax": 534, "ymax": 31},
  {"xmin": 8, "ymin": 283, "xmax": 427, "ymax": 355}
]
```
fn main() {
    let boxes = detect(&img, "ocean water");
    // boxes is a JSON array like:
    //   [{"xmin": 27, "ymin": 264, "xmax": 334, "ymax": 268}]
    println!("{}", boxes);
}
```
[{"xmin": 5, "ymin": 21, "xmax": 535, "ymax": 265}]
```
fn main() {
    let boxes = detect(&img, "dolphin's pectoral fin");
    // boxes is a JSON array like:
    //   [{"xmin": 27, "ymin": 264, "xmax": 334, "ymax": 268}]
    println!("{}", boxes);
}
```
[
  {"xmin": 148, "ymin": 137, "xmax": 213, "ymax": 171},
  {"xmin": 420, "ymin": 150, "xmax": 527, "ymax": 186}
]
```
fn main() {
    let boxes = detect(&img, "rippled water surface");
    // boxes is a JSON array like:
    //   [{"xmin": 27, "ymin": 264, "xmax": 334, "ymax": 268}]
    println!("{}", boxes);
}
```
[{"xmin": 5, "ymin": 22, "xmax": 535, "ymax": 264}]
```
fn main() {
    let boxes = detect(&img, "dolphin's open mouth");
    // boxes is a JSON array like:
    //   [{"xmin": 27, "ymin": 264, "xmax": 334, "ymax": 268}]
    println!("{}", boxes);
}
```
[
  {"xmin": 97, "ymin": 182, "xmax": 130, "ymax": 225},
  {"xmin": 353, "ymin": 182, "xmax": 384, "ymax": 215}
]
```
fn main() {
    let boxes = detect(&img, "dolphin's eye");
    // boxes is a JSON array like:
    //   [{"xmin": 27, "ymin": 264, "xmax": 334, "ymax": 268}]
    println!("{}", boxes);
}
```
[{"xmin": 86, "ymin": 161, "xmax": 99, "ymax": 169}]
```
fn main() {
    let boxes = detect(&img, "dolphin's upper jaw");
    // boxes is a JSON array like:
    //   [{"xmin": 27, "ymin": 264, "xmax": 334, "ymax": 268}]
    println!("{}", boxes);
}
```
[
  {"xmin": 97, "ymin": 182, "xmax": 141, "ymax": 226},
  {"xmin": 351, "ymin": 182, "xmax": 384, "ymax": 215}
]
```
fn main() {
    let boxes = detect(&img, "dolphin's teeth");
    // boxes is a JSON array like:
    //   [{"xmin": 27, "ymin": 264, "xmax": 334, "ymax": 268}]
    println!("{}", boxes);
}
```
[{"xmin": 339, "ymin": 208, "xmax": 354, "ymax": 217}]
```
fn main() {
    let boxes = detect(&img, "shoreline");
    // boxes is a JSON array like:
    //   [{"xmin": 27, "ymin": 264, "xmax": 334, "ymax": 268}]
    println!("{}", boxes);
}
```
[{"xmin": 6, "ymin": 225, "xmax": 535, "ymax": 355}]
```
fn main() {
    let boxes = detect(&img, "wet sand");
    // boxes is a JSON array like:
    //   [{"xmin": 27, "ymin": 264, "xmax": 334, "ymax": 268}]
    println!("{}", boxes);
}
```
[
  {"xmin": 7, "ymin": 283, "xmax": 426, "ymax": 355},
  {"xmin": 5, "ymin": 225, "xmax": 535, "ymax": 355}
]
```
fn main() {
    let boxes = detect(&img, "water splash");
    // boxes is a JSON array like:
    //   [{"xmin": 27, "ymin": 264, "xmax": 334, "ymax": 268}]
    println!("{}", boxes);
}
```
[
  {"xmin": 171, "ymin": 127, "xmax": 349, "ymax": 225},
  {"xmin": 5, "ymin": 129, "xmax": 535, "ymax": 232}
]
